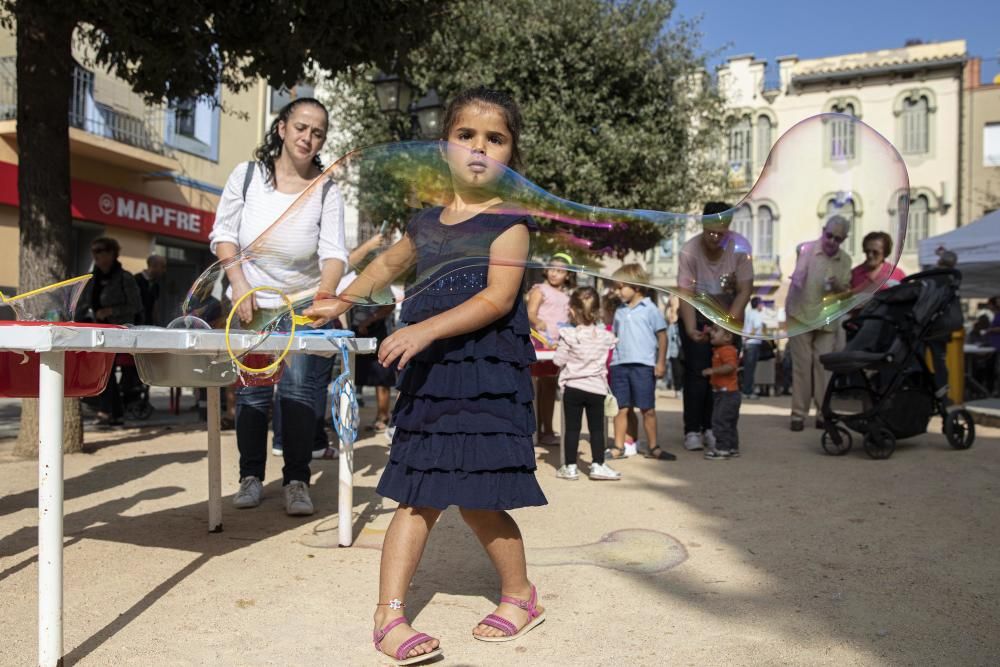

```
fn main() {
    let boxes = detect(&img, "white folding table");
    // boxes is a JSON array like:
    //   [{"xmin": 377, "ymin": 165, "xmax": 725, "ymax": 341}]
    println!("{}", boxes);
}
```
[{"xmin": 0, "ymin": 324, "xmax": 374, "ymax": 667}]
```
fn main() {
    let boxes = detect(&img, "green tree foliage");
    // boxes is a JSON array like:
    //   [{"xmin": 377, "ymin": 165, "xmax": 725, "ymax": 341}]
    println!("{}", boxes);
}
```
[{"xmin": 324, "ymin": 0, "xmax": 727, "ymax": 260}]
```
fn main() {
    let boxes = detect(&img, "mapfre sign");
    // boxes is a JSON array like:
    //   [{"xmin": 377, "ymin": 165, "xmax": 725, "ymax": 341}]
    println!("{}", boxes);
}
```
[
  {"xmin": 0, "ymin": 161, "xmax": 214, "ymax": 243},
  {"xmin": 73, "ymin": 179, "xmax": 214, "ymax": 243}
]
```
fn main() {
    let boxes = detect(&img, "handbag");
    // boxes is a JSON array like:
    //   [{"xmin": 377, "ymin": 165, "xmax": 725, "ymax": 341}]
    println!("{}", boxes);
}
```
[
  {"xmin": 604, "ymin": 392, "xmax": 619, "ymax": 417},
  {"xmin": 758, "ymin": 341, "xmax": 776, "ymax": 361}
]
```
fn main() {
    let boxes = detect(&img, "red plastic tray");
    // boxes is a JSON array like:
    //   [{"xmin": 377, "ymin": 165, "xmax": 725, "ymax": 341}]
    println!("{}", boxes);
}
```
[{"xmin": 0, "ymin": 322, "xmax": 123, "ymax": 398}]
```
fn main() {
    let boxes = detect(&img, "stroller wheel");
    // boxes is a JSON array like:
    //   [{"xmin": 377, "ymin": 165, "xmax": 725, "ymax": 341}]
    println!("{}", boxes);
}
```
[
  {"xmin": 944, "ymin": 408, "xmax": 975, "ymax": 450},
  {"xmin": 821, "ymin": 426, "xmax": 853, "ymax": 456},
  {"xmin": 126, "ymin": 401, "xmax": 154, "ymax": 420},
  {"xmin": 863, "ymin": 427, "xmax": 896, "ymax": 460}
]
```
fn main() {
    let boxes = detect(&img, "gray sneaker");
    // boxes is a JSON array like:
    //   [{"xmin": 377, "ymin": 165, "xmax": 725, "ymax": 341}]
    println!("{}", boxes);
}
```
[
  {"xmin": 233, "ymin": 476, "xmax": 263, "ymax": 509},
  {"xmin": 284, "ymin": 480, "xmax": 315, "ymax": 516}
]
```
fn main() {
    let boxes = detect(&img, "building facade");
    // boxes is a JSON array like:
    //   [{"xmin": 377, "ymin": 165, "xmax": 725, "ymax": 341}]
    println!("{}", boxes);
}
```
[
  {"xmin": 0, "ymin": 29, "xmax": 267, "ymax": 322},
  {"xmin": 960, "ymin": 57, "xmax": 1000, "ymax": 225},
  {"xmin": 650, "ymin": 40, "xmax": 966, "ymax": 295}
]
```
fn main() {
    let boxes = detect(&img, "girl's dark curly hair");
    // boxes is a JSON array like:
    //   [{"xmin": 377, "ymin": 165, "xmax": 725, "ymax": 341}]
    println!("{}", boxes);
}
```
[{"xmin": 253, "ymin": 97, "xmax": 328, "ymax": 186}]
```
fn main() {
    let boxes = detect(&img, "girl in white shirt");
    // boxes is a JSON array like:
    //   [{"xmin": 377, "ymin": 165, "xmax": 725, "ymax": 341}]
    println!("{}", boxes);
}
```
[{"xmin": 208, "ymin": 98, "xmax": 347, "ymax": 517}]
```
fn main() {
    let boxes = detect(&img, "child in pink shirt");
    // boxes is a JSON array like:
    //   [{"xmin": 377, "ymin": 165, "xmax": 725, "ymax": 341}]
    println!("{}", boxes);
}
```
[{"xmin": 553, "ymin": 287, "xmax": 619, "ymax": 481}]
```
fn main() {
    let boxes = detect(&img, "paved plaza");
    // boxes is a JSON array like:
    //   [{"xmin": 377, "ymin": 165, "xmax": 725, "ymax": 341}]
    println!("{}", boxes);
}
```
[{"xmin": 1, "ymin": 390, "xmax": 998, "ymax": 665}]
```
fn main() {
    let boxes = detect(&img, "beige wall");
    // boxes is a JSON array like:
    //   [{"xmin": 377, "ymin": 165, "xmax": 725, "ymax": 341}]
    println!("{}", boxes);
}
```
[
  {"xmin": 962, "ymin": 84, "xmax": 1000, "ymax": 223},
  {"xmin": 0, "ymin": 207, "xmax": 17, "ymax": 288}
]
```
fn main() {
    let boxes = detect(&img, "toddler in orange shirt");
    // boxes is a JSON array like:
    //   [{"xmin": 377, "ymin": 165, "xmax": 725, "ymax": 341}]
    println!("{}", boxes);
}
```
[{"xmin": 701, "ymin": 327, "xmax": 741, "ymax": 460}]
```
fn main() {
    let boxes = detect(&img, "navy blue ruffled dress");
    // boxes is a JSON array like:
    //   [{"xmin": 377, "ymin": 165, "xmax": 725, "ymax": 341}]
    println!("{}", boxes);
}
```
[{"xmin": 377, "ymin": 206, "xmax": 548, "ymax": 511}]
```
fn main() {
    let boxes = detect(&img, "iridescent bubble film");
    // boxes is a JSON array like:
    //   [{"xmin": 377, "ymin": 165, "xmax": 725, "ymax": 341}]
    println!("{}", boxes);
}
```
[
  {"xmin": 1, "ymin": 274, "xmax": 91, "ymax": 322},
  {"xmin": 185, "ymin": 113, "xmax": 908, "ymax": 342}
]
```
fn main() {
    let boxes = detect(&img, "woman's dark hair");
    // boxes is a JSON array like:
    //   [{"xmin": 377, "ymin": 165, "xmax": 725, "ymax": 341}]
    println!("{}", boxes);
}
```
[
  {"xmin": 569, "ymin": 286, "xmax": 600, "ymax": 326},
  {"xmin": 441, "ymin": 86, "xmax": 524, "ymax": 171},
  {"xmin": 862, "ymin": 230, "xmax": 894, "ymax": 258},
  {"xmin": 253, "ymin": 97, "xmax": 328, "ymax": 186}
]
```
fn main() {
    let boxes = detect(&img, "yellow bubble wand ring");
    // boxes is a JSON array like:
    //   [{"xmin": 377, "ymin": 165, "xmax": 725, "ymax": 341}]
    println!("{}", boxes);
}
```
[{"xmin": 224, "ymin": 286, "xmax": 317, "ymax": 375}]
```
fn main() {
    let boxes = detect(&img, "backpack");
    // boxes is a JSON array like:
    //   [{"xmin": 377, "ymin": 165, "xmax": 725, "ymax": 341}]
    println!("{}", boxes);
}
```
[{"xmin": 241, "ymin": 160, "xmax": 333, "ymax": 204}]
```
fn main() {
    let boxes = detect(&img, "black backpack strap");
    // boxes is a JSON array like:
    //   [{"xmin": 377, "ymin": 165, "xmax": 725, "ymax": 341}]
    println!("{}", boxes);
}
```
[{"xmin": 241, "ymin": 161, "xmax": 257, "ymax": 201}]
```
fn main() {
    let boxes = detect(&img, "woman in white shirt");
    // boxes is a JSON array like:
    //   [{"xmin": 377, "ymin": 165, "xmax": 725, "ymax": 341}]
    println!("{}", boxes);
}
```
[{"xmin": 209, "ymin": 97, "xmax": 347, "ymax": 517}]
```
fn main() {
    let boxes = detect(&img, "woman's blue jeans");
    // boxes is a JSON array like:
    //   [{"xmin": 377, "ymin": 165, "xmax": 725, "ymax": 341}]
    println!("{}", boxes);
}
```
[{"xmin": 235, "ymin": 351, "xmax": 332, "ymax": 485}]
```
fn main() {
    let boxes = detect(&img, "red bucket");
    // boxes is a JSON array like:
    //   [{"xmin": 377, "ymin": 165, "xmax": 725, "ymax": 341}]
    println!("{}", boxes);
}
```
[
  {"xmin": 236, "ymin": 353, "xmax": 285, "ymax": 388},
  {"xmin": 0, "ymin": 321, "xmax": 123, "ymax": 398}
]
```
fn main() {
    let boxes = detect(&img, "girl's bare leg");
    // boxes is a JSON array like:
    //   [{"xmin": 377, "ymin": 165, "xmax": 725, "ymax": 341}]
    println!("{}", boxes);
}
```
[
  {"xmin": 373, "ymin": 504, "xmax": 442, "ymax": 659},
  {"xmin": 459, "ymin": 508, "xmax": 544, "ymax": 638}
]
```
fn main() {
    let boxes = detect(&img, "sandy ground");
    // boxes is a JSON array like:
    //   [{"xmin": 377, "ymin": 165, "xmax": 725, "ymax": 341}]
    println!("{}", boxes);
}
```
[{"xmin": 1, "ymin": 392, "xmax": 999, "ymax": 666}]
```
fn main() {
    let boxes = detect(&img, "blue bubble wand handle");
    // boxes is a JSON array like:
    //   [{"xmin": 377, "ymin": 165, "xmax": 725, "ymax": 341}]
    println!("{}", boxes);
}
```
[{"xmin": 331, "ymin": 340, "xmax": 359, "ymax": 446}]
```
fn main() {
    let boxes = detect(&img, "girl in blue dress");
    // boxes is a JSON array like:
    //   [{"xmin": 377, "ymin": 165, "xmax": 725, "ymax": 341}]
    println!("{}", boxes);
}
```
[{"xmin": 306, "ymin": 87, "xmax": 546, "ymax": 665}]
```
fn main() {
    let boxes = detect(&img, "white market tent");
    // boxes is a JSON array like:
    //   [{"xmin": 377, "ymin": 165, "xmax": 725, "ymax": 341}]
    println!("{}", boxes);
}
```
[{"xmin": 918, "ymin": 209, "xmax": 1000, "ymax": 297}]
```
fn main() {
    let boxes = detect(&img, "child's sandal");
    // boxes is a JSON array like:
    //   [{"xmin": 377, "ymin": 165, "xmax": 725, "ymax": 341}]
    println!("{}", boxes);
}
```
[
  {"xmin": 373, "ymin": 615, "xmax": 442, "ymax": 665},
  {"xmin": 474, "ymin": 584, "xmax": 546, "ymax": 643}
]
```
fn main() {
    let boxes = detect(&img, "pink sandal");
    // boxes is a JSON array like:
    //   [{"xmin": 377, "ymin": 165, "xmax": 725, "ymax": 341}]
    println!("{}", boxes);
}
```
[
  {"xmin": 474, "ymin": 584, "xmax": 546, "ymax": 642},
  {"xmin": 373, "ymin": 615, "xmax": 442, "ymax": 665}
]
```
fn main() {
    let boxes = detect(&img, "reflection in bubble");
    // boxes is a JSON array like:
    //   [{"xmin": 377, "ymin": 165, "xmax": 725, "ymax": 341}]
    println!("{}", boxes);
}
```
[{"xmin": 185, "ymin": 113, "xmax": 907, "ymax": 342}]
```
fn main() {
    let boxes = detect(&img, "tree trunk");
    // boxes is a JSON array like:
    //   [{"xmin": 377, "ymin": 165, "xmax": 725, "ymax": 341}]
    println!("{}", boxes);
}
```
[{"xmin": 13, "ymin": 6, "xmax": 83, "ymax": 455}]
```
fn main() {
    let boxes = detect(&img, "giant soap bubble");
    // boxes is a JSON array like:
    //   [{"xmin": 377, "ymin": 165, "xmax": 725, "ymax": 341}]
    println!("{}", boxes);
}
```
[{"xmin": 186, "ymin": 112, "xmax": 908, "ymax": 356}]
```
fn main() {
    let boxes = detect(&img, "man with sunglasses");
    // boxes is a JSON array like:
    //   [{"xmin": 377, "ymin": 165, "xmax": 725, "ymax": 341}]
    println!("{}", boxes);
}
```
[{"xmin": 785, "ymin": 216, "xmax": 852, "ymax": 432}]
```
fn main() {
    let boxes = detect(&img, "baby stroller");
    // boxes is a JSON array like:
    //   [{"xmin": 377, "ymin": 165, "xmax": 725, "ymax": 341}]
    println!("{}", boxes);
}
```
[{"xmin": 818, "ymin": 268, "xmax": 975, "ymax": 459}]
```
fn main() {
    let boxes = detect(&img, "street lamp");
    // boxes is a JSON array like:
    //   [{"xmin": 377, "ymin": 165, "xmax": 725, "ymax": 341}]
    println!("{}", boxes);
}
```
[
  {"xmin": 372, "ymin": 71, "xmax": 415, "ymax": 116},
  {"xmin": 370, "ymin": 71, "xmax": 445, "ymax": 139},
  {"xmin": 412, "ymin": 89, "xmax": 444, "ymax": 139}
]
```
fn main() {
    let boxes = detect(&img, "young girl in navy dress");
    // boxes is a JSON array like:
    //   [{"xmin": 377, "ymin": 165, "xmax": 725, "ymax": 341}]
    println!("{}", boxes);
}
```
[{"xmin": 306, "ymin": 87, "xmax": 546, "ymax": 665}]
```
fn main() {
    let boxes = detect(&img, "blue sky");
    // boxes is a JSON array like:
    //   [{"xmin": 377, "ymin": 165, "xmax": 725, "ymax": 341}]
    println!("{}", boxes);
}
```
[{"xmin": 675, "ymin": 0, "xmax": 1000, "ymax": 83}]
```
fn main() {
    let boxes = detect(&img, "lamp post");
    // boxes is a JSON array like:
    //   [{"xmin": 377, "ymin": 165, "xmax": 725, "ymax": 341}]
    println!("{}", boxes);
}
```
[{"xmin": 371, "ymin": 71, "xmax": 445, "ymax": 139}]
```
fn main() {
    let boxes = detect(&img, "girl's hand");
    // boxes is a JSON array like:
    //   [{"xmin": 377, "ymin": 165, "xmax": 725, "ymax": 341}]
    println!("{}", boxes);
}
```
[
  {"xmin": 230, "ymin": 280, "xmax": 255, "ymax": 325},
  {"xmin": 378, "ymin": 323, "xmax": 433, "ymax": 370},
  {"xmin": 303, "ymin": 296, "xmax": 351, "ymax": 324},
  {"xmin": 701, "ymin": 368, "xmax": 713, "ymax": 377}
]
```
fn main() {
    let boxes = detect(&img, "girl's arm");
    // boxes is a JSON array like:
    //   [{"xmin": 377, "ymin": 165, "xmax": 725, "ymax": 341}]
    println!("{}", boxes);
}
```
[
  {"xmin": 377, "ymin": 223, "xmax": 530, "ymax": 370},
  {"xmin": 526, "ymin": 285, "xmax": 545, "ymax": 331},
  {"xmin": 304, "ymin": 234, "xmax": 417, "ymax": 321},
  {"xmin": 552, "ymin": 333, "xmax": 571, "ymax": 368}
]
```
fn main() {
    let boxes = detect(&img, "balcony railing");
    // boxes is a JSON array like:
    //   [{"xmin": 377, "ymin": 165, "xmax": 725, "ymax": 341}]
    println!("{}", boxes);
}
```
[{"xmin": 1, "ymin": 56, "xmax": 172, "ymax": 157}]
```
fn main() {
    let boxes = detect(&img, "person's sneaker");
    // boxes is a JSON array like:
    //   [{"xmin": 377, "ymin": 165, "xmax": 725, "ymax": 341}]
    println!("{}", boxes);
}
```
[
  {"xmin": 539, "ymin": 432, "xmax": 561, "ymax": 446},
  {"xmin": 790, "ymin": 418, "xmax": 804, "ymax": 432},
  {"xmin": 284, "ymin": 481, "xmax": 315, "ymax": 516},
  {"xmin": 312, "ymin": 448, "xmax": 328, "ymax": 459},
  {"xmin": 271, "ymin": 446, "xmax": 283, "ymax": 456},
  {"xmin": 589, "ymin": 461, "xmax": 622, "ymax": 480},
  {"xmin": 556, "ymin": 464, "xmax": 579, "ymax": 480},
  {"xmin": 683, "ymin": 432, "xmax": 704, "ymax": 451},
  {"xmin": 727, "ymin": 449, "xmax": 741, "ymax": 458},
  {"xmin": 623, "ymin": 441, "xmax": 638, "ymax": 457},
  {"xmin": 233, "ymin": 476, "xmax": 263, "ymax": 509},
  {"xmin": 703, "ymin": 429, "xmax": 717, "ymax": 448},
  {"xmin": 743, "ymin": 393, "xmax": 760, "ymax": 401},
  {"xmin": 704, "ymin": 448, "xmax": 730, "ymax": 460}
]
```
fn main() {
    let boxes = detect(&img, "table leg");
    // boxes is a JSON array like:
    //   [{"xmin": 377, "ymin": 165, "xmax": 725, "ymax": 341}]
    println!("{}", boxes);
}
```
[
  {"xmin": 206, "ymin": 386, "xmax": 223, "ymax": 533},
  {"xmin": 38, "ymin": 351, "xmax": 65, "ymax": 667},
  {"xmin": 338, "ymin": 431, "xmax": 354, "ymax": 546}
]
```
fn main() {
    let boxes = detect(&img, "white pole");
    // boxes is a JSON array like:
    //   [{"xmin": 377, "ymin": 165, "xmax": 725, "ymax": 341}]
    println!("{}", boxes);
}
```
[
  {"xmin": 206, "ymin": 386, "xmax": 222, "ymax": 533},
  {"xmin": 338, "ymin": 351, "xmax": 355, "ymax": 547},
  {"xmin": 38, "ymin": 351, "xmax": 65, "ymax": 667}
]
